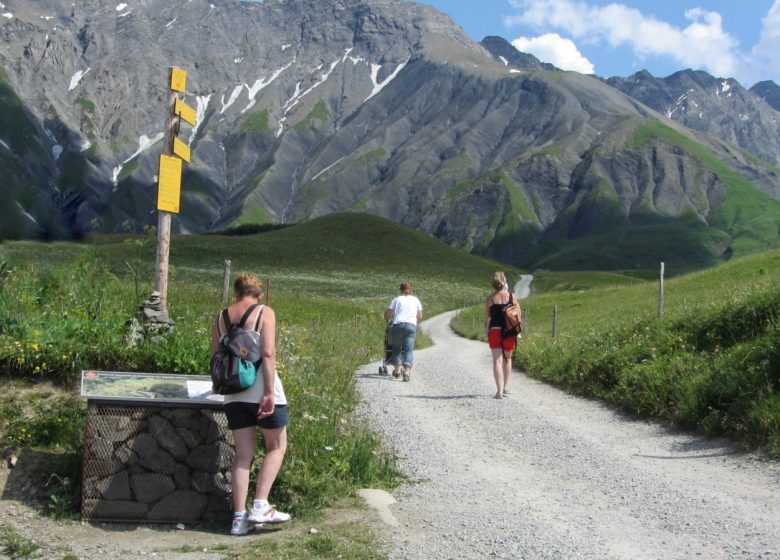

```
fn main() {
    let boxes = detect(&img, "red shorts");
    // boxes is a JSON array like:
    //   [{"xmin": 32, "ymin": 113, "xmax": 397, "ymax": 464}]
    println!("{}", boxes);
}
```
[{"xmin": 488, "ymin": 328, "xmax": 516, "ymax": 353}]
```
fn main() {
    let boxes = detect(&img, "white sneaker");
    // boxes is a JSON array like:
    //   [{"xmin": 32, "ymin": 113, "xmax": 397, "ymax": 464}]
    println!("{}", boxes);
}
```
[
  {"xmin": 247, "ymin": 504, "xmax": 291, "ymax": 524},
  {"xmin": 231, "ymin": 513, "xmax": 250, "ymax": 535}
]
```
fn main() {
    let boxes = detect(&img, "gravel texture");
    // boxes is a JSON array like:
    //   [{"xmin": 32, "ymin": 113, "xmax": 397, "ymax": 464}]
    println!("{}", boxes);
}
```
[{"xmin": 355, "ymin": 310, "xmax": 780, "ymax": 560}]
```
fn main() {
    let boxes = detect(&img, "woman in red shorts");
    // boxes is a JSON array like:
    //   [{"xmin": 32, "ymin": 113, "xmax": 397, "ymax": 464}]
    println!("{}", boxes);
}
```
[{"xmin": 485, "ymin": 271, "xmax": 517, "ymax": 399}]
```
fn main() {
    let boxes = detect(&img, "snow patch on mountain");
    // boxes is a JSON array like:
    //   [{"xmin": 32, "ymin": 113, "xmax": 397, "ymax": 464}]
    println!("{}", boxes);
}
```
[
  {"xmin": 311, "ymin": 156, "xmax": 345, "ymax": 181},
  {"xmin": 190, "ymin": 94, "xmax": 212, "ymax": 143},
  {"xmin": 111, "ymin": 133, "xmax": 165, "ymax": 185},
  {"xmin": 69, "ymin": 68, "xmax": 91, "ymax": 91},
  {"xmin": 276, "ymin": 56, "xmax": 343, "ymax": 136},
  {"xmin": 365, "ymin": 57, "xmax": 410, "ymax": 102},
  {"xmin": 16, "ymin": 203, "xmax": 38, "ymax": 225},
  {"xmin": 242, "ymin": 62, "xmax": 292, "ymax": 113},
  {"xmin": 221, "ymin": 85, "xmax": 243, "ymax": 114}
]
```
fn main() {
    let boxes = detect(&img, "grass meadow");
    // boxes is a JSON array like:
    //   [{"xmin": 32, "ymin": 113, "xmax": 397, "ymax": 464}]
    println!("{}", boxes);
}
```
[
  {"xmin": 452, "ymin": 250, "xmax": 780, "ymax": 455},
  {"xmin": 0, "ymin": 212, "xmax": 516, "ymax": 556}
]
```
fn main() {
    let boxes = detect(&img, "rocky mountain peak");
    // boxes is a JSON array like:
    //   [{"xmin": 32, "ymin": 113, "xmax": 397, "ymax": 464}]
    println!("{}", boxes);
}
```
[
  {"xmin": 608, "ymin": 68, "xmax": 780, "ymax": 166},
  {"xmin": 479, "ymin": 35, "xmax": 556, "ymax": 71},
  {"xmin": 750, "ymin": 80, "xmax": 780, "ymax": 111}
]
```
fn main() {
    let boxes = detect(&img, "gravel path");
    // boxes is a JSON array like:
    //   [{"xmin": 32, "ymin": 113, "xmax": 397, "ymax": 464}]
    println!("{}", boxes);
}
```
[{"xmin": 355, "ymin": 311, "xmax": 780, "ymax": 560}]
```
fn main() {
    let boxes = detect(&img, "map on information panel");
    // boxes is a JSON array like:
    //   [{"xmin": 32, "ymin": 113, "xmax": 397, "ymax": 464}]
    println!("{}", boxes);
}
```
[{"xmin": 80, "ymin": 370, "xmax": 223, "ymax": 405}]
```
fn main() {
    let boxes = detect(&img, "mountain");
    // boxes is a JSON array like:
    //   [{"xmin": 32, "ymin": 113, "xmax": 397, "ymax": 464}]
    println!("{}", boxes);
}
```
[
  {"xmin": 750, "ymin": 80, "xmax": 780, "ymax": 112},
  {"xmin": 606, "ymin": 69, "xmax": 780, "ymax": 167},
  {"xmin": 479, "ymin": 36, "xmax": 556, "ymax": 71},
  {"xmin": 2, "ymin": 0, "xmax": 780, "ymax": 273}
]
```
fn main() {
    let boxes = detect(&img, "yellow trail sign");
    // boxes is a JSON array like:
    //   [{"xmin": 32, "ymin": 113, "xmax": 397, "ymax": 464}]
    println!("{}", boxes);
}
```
[
  {"xmin": 175, "ymin": 98, "xmax": 197, "ymax": 126},
  {"xmin": 170, "ymin": 67, "xmax": 187, "ymax": 93},
  {"xmin": 172, "ymin": 137, "xmax": 191, "ymax": 163},
  {"xmin": 157, "ymin": 154, "xmax": 182, "ymax": 213}
]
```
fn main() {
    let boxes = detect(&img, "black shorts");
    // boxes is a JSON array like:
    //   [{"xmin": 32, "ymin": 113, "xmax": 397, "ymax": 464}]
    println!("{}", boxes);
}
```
[{"xmin": 224, "ymin": 402, "xmax": 289, "ymax": 430}]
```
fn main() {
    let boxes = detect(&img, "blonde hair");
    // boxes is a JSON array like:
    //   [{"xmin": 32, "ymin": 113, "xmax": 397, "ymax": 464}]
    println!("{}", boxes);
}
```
[
  {"xmin": 399, "ymin": 281, "xmax": 412, "ymax": 295},
  {"xmin": 491, "ymin": 271, "xmax": 506, "ymax": 291},
  {"xmin": 234, "ymin": 273, "xmax": 263, "ymax": 298}
]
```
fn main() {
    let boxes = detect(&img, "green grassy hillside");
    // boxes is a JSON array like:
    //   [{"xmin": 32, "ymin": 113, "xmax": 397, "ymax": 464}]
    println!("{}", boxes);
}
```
[
  {"xmin": 515, "ymin": 121, "xmax": 780, "ymax": 275},
  {"xmin": 453, "ymin": 249, "xmax": 780, "ymax": 455}
]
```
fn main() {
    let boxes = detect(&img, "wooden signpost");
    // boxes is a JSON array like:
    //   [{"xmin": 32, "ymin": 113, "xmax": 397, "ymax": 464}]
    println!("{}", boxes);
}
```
[
  {"xmin": 658, "ymin": 261, "xmax": 665, "ymax": 318},
  {"xmin": 155, "ymin": 67, "xmax": 198, "ymax": 310}
]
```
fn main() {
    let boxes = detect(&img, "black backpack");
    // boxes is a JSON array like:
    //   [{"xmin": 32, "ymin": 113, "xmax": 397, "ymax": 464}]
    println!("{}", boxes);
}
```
[{"xmin": 210, "ymin": 304, "xmax": 263, "ymax": 395}]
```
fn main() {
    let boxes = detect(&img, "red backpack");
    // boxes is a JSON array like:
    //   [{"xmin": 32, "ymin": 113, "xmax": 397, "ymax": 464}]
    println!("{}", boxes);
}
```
[{"xmin": 502, "ymin": 293, "xmax": 522, "ymax": 338}]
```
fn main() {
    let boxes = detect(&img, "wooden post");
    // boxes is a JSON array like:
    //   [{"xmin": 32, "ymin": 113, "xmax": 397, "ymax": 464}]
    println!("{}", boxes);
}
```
[
  {"xmin": 264, "ymin": 279, "xmax": 271, "ymax": 306},
  {"xmin": 552, "ymin": 305, "xmax": 558, "ymax": 338},
  {"xmin": 522, "ymin": 308, "xmax": 529, "ymax": 336},
  {"xmin": 154, "ymin": 69, "xmax": 179, "ymax": 310},
  {"xmin": 658, "ymin": 262, "xmax": 665, "ymax": 318},
  {"xmin": 221, "ymin": 259, "xmax": 231, "ymax": 305}
]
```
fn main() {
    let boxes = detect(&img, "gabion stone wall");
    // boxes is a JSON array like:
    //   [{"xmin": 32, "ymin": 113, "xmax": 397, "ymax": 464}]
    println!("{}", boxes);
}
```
[{"xmin": 81, "ymin": 403, "xmax": 234, "ymax": 523}]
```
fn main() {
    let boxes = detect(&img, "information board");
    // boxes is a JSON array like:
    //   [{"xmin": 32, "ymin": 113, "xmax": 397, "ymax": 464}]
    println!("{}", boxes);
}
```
[{"xmin": 80, "ymin": 370, "xmax": 223, "ymax": 405}]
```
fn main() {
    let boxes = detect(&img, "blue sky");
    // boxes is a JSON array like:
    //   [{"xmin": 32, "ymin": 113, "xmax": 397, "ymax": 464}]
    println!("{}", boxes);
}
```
[{"xmin": 418, "ymin": 0, "xmax": 779, "ymax": 87}]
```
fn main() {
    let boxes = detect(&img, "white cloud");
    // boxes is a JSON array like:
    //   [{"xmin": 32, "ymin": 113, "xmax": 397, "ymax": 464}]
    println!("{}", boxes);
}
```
[
  {"xmin": 512, "ymin": 33, "xmax": 594, "ymax": 73},
  {"xmin": 747, "ymin": 0, "xmax": 780, "ymax": 84},
  {"xmin": 504, "ymin": 0, "xmax": 749, "ymax": 82}
]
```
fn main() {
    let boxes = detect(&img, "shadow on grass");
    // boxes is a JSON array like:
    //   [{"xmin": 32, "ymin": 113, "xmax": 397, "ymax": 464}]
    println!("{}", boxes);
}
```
[{"xmin": 1, "ymin": 448, "xmax": 78, "ymax": 509}]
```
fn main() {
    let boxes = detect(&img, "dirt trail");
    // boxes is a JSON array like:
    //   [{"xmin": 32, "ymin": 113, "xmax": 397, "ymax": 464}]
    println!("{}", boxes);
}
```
[{"xmin": 356, "ymin": 311, "xmax": 780, "ymax": 559}]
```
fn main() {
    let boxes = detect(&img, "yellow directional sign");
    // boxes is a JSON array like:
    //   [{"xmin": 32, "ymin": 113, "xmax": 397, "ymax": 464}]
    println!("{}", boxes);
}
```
[
  {"xmin": 172, "ymin": 137, "xmax": 191, "ymax": 163},
  {"xmin": 175, "ymin": 98, "xmax": 197, "ymax": 126},
  {"xmin": 170, "ymin": 67, "xmax": 187, "ymax": 93},
  {"xmin": 157, "ymin": 154, "xmax": 182, "ymax": 213}
]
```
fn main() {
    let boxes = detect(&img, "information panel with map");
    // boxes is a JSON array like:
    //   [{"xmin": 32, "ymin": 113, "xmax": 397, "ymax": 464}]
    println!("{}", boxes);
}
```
[{"xmin": 79, "ymin": 370, "xmax": 223, "ymax": 406}]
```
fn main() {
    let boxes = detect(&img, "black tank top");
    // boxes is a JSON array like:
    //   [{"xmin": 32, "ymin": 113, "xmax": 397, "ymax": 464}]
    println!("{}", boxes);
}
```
[{"xmin": 488, "ymin": 293, "xmax": 511, "ymax": 328}]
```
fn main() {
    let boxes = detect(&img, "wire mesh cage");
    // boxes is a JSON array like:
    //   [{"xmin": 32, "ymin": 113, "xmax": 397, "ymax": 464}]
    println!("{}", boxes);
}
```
[{"xmin": 81, "ymin": 403, "xmax": 234, "ymax": 523}]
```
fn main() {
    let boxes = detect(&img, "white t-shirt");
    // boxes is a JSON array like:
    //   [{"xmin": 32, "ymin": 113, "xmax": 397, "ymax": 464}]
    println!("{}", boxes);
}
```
[{"xmin": 388, "ymin": 294, "xmax": 423, "ymax": 326}]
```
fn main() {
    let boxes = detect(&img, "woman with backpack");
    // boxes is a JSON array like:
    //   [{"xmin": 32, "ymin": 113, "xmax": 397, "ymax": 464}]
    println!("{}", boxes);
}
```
[
  {"xmin": 485, "ymin": 271, "xmax": 520, "ymax": 399},
  {"xmin": 209, "ymin": 272, "xmax": 290, "ymax": 535}
]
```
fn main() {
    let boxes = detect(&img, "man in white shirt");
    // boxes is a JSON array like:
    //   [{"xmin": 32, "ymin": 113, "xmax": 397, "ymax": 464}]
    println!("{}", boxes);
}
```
[{"xmin": 384, "ymin": 281, "xmax": 423, "ymax": 382}]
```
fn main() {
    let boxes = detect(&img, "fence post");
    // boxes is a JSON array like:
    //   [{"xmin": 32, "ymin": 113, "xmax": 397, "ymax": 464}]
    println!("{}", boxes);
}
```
[
  {"xmin": 552, "ymin": 305, "xmax": 558, "ymax": 338},
  {"xmin": 658, "ymin": 262, "xmax": 665, "ymax": 318},
  {"xmin": 522, "ymin": 308, "xmax": 529, "ymax": 336},
  {"xmin": 221, "ymin": 260, "xmax": 231, "ymax": 306}
]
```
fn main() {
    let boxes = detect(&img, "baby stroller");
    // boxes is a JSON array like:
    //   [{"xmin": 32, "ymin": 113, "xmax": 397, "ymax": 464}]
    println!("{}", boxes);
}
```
[{"xmin": 378, "ymin": 321, "xmax": 393, "ymax": 375}]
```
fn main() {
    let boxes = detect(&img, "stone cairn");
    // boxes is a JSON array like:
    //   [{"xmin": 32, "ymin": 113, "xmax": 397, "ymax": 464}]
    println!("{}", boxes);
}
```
[
  {"xmin": 126, "ymin": 291, "xmax": 175, "ymax": 346},
  {"xmin": 81, "ymin": 405, "xmax": 234, "ymax": 523}
]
